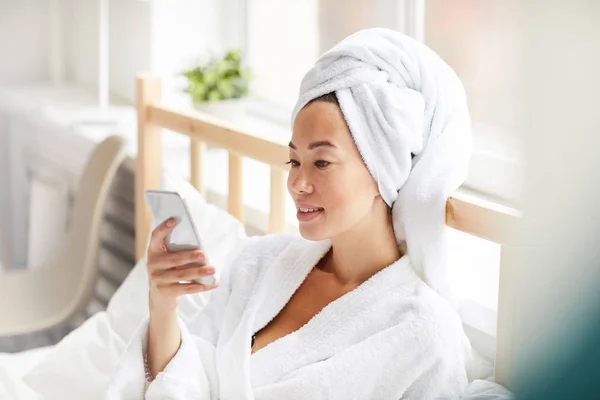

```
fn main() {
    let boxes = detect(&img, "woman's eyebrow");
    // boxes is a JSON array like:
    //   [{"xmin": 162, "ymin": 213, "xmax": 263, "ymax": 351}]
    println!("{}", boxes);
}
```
[{"xmin": 288, "ymin": 140, "xmax": 337, "ymax": 150}]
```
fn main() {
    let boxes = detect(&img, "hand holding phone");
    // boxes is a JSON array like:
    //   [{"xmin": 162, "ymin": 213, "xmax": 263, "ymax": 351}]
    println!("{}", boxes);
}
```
[{"xmin": 145, "ymin": 190, "xmax": 217, "ymax": 286}]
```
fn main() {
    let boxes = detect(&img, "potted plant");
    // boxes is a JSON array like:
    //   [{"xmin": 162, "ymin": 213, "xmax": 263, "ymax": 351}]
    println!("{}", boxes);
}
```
[{"xmin": 181, "ymin": 49, "xmax": 251, "ymax": 123}]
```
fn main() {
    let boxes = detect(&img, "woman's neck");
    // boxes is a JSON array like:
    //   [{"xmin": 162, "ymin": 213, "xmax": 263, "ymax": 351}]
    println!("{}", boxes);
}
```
[{"xmin": 318, "ymin": 199, "xmax": 403, "ymax": 286}]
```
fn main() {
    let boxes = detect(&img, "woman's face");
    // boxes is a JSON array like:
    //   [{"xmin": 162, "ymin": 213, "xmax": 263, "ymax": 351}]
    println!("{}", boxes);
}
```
[{"xmin": 288, "ymin": 100, "xmax": 381, "ymax": 241}]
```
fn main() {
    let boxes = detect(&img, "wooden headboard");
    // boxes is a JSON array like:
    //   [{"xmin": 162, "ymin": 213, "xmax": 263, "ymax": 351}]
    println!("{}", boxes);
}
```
[{"xmin": 134, "ymin": 75, "xmax": 520, "ymax": 388}]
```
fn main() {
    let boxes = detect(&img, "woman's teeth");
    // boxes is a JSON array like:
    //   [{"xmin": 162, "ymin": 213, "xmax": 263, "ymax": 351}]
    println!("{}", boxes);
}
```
[{"xmin": 299, "ymin": 207, "xmax": 323, "ymax": 213}]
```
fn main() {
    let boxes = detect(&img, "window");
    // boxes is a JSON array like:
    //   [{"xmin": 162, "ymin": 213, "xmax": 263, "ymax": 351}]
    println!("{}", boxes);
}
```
[{"xmin": 425, "ymin": 0, "xmax": 522, "ymax": 201}]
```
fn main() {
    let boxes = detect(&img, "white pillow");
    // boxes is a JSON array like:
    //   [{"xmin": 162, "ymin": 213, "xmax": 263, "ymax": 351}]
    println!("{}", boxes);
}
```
[{"xmin": 21, "ymin": 171, "xmax": 249, "ymax": 399}]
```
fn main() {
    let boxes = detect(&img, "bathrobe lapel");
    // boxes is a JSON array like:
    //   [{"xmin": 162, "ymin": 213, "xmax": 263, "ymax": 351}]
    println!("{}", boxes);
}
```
[{"xmin": 216, "ymin": 238, "xmax": 331, "ymax": 399}]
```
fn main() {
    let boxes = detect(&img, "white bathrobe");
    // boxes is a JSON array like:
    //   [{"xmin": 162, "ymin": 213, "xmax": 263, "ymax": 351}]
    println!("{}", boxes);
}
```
[{"xmin": 106, "ymin": 233, "xmax": 471, "ymax": 399}]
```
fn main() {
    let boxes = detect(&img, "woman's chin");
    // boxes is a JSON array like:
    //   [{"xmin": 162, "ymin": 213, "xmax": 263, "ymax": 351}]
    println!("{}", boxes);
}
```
[{"xmin": 298, "ymin": 223, "xmax": 328, "ymax": 242}]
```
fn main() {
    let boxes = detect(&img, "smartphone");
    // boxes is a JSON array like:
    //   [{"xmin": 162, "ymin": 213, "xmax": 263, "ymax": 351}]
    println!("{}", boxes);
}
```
[{"xmin": 144, "ymin": 189, "xmax": 216, "ymax": 285}]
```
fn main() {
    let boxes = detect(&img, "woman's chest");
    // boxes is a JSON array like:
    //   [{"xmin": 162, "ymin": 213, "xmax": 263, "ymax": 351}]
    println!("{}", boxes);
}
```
[{"xmin": 250, "ymin": 269, "xmax": 350, "ymax": 354}]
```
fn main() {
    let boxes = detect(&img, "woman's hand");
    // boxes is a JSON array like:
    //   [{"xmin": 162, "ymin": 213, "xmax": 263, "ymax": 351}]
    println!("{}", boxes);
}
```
[{"xmin": 146, "ymin": 217, "xmax": 219, "ymax": 315}]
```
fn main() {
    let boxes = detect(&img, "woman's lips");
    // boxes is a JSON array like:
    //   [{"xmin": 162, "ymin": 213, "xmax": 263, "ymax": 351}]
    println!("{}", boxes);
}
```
[{"xmin": 297, "ymin": 208, "xmax": 324, "ymax": 222}]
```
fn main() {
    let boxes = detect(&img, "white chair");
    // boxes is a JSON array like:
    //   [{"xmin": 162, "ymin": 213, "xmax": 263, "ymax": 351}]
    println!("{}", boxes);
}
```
[{"xmin": 0, "ymin": 135, "xmax": 127, "ymax": 337}]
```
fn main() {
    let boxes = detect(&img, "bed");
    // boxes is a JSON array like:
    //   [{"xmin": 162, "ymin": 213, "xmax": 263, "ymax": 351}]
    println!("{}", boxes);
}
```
[{"xmin": 0, "ymin": 76, "xmax": 517, "ymax": 399}]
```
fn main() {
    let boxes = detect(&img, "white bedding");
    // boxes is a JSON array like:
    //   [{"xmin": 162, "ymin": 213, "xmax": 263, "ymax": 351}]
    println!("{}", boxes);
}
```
[
  {"xmin": 0, "ymin": 346, "xmax": 52, "ymax": 398},
  {"xmin": 0, "ymin": 172, "xmax": 513, "ymax": 399}
]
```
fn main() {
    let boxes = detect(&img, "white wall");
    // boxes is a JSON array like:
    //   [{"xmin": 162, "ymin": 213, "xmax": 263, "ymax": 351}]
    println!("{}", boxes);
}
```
[{"xmin": 0, "ymin": 0, "xmax": 52, "ymax": 84}]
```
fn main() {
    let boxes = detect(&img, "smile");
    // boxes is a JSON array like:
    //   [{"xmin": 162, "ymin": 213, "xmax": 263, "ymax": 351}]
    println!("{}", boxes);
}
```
[{"xmin": 297, "ymin": 207, "xmax": 324, "ymax": 222}]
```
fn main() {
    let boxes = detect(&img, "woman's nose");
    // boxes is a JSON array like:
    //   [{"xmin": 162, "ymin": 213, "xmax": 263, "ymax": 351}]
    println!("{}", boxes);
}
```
[{"xmin": 289, "ymin": 170, "xmax": 313, "ymax": 194}]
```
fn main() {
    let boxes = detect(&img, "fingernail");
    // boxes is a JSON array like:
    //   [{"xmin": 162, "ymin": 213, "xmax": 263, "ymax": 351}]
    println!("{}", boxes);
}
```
[
  {"xmin": 196, "ymin": 251, "xmax": 204, "ymax": 259},
  {"xmin": 167, "ymin": 218, "xmax": 175, "ymax": 227}
]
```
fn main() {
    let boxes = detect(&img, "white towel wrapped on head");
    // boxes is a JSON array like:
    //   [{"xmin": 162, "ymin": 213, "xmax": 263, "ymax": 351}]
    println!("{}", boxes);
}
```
[{"xmin": 292, "ymin": 28, "xmax": 472, "ymax": 307}]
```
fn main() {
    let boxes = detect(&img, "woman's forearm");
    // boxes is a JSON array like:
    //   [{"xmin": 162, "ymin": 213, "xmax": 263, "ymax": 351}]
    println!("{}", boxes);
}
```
[
  {"xmin": 142, "ymin": 218, "xmax": 218, "ymax": 382},
  {"xmin": 147, "ymin": 308, "xmax": 181, "ymax": 379}
]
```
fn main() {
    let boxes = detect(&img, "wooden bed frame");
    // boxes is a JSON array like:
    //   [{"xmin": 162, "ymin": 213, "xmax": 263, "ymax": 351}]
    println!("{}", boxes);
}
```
[{"xmin": 134, "ymin": 75, "xmax": 521, "ymax": 388}]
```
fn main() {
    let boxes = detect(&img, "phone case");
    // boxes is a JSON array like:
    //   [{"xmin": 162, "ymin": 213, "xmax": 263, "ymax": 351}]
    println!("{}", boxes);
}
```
[{"xmin": 145, "ymin": 189, "xmax": 216, "ymax": 285}]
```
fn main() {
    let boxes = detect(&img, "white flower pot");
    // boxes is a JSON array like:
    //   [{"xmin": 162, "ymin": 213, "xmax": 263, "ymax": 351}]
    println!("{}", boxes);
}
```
[{"xmin": 193, "ymin": 98, "xmax": 247, "ymax": 124}]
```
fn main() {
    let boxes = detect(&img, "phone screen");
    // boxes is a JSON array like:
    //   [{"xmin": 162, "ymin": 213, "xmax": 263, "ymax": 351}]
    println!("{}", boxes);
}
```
[
  {"xmin": 145, "ymin": 191, "xmax": 202, "ymax": 252},
  {"xmin": 145, "ymin": 190, "xmax": 215, "ymax": 285}
]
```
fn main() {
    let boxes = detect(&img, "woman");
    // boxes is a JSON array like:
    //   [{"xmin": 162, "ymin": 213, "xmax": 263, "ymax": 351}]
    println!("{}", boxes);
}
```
[{"xmin": 108, "ymin": 28, "xmax": 473, "ymax": 399}]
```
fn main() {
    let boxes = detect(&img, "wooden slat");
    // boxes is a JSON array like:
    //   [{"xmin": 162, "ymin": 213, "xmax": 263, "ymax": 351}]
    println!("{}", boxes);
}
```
[
  {"xmin": 190, "ymin": 140, "xmax": 207, "ymax": 197},
  {"xmin": 148, "ymin": 105, "xmax": 289, "ymax": 170},
  {"xmin": 135, "ymin": 75, "xmax": 162, "ymax": 261},
  {"xmin": 447, "ymin": 191, "xmax": 520, "ymax": 244},
  {"xmin": 269, "ymin": 168, "xmax": 287, "ymax": 233},
  {"xmin": 228, "ymin": 153, "xmax": 244, "ymax": 223}
]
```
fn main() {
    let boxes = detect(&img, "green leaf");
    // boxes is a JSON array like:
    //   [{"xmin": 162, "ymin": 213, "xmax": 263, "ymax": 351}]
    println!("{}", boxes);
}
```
[
  {"xmin": 225, "ymin": 49, "xmax": 242, "ymax": 63},
  {"xmin": 181, "ymin": 48, "xmax": 251, "ymax": 101},
  {"xmin": 191, "ymin": 82, "xmax": 208, "ymax": 98},
  {"xmin": 215, "ymin": 60, "xmax": 232, "ymax": 75},
  {"xmin": 203, "ymin": 71, "xmax": 218, "ymax": 86},
  {"xmin": 207, "ymin": 90, "xmax": 223, "ymax": 101},
  {"xmin": 217, "ymin": 78, "xmax": 235, "ymax": 98}
]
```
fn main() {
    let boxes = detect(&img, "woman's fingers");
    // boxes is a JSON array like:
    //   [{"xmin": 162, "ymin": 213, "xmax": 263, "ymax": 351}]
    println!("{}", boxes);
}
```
[
  {"xmin": 151, "ymin": 264, "xmax": 216, "ymax": 285},
  {"xmin": 156, "ymin": 281, "xmax": 220, "ymax": 297},
  {"xmin": 148, "ymin": 217, "xmax": 176, "ymax": 253},
  {"xmin": 162, "ymin": 249, "xmax": 207, "ymax": 268},
  {"xmin": 145, "ymin": 224, "xmax": 219, "ymax": 302},
  {"xmin": 148, "ymin": 249, "xmax": 206, "ymax": 273}
]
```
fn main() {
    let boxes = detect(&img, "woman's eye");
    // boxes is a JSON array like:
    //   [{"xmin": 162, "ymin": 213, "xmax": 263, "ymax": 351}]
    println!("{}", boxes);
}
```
[
  {"xmin": 315, "ymin": 160, "xmax": 330, "ymax": 168},
  {"xmin": 285, "ymin": 159, "xmax": 300, "ymax": 167}
]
